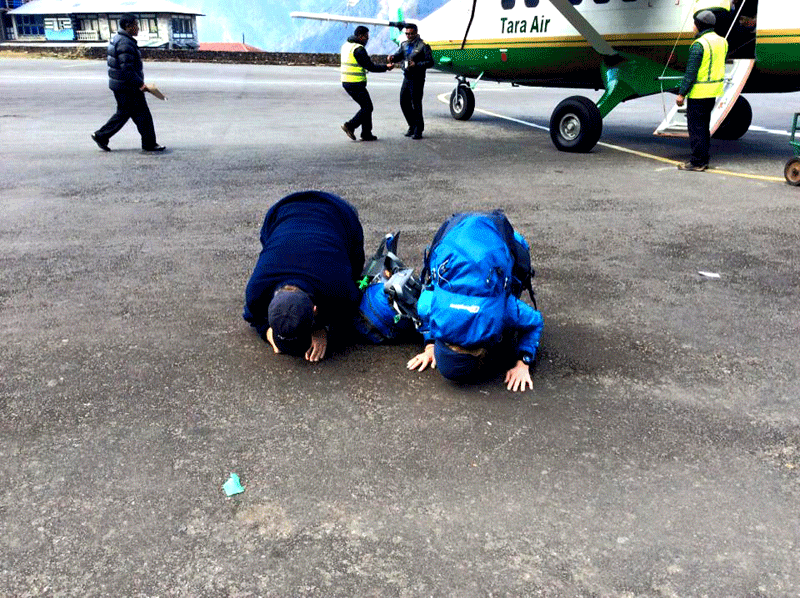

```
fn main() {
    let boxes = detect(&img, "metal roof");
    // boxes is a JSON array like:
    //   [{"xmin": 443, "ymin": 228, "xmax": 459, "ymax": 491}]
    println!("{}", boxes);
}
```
[{"xmin": 8, "ymin": 0, "xmax": 203, "ymax": 16}]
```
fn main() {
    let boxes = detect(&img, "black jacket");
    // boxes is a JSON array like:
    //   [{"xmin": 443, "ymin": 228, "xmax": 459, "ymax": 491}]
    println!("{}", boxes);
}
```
[
  {"xmin": 107, "ymin": 31, "xmax": 145, "ymax": 91},
  {"xmin": 243, "ymin": 191, "xmax": 365, "ymax": 340},
  {"xmin": 389, "ymin": 37, "xmax": 434, "ymax": 79},
  {"xmin": 347, "ymin": 35, "xmax": 388, "ymax": 74}
]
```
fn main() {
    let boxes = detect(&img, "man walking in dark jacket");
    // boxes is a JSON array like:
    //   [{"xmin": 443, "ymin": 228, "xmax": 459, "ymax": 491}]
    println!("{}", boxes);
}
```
[
  {"xmin": 340, "ymin": 26, "xmax": 393, "ymax": 142},
  {"xmin": 243, "ymin": 191, "xmax": 365, "ymax": 362},
  {"xmin": 387, "ymin": 23, "xmax": 434, "ymax": 139},
  {"xmin": 92, "ymin": 14, "xmax": 165, "ymax": 152}
]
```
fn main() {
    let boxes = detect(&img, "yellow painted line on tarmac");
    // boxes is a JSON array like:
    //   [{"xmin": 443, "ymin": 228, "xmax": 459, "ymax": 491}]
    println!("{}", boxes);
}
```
[{"xmin": 437, "ymin": 92, "xmax": 786, "ymax": 183}]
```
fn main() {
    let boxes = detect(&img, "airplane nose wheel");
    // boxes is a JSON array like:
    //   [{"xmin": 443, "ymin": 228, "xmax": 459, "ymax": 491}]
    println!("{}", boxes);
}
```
[
  {"xmin": 549, "ymin": 96, "xmax": 603, "ymax": 153},
  {"xmin": 785, "ymin": 157, "xmax": 800, "ymax": 186},
  {"xmin": 558, "ymin": 114, "xmax": 581, "ymax": 142},
  {"xmin": 450, "ymin": 85, "xmax": 475, "ymax": 120}
]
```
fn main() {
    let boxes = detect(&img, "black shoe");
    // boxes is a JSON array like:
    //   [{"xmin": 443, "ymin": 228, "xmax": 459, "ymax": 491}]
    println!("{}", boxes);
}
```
[
  {"xmin": 361, "ymin": 134, "xmax": 378, "ymax": 141},
  {"xmin": 404, "ymin": 128, "xmax": 414, "ymax": 137},
  {"xmin": 412, "ymin": 132, "xmax": 423, "ymax": 140},
  {"xmin": 91, "ymin": 133, "xmax": 110, "ymax": 152},
  {"xmin": 143, "ymin": 145, "xmax": 166, "ymax": 152},
  {"xmin": 341, "ymin": 123, "xmax": 356, "ymax": 140}
]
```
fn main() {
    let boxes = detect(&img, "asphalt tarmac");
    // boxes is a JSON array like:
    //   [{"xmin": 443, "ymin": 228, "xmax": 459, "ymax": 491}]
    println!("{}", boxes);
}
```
[{"xmin": 2, "ymin": 57, "xmax": 800, "ymax": 597}]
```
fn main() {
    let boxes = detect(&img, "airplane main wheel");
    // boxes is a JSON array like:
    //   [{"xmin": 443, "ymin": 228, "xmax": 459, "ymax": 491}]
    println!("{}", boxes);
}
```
[
  {"xmin": 450, "ymin": 85, "xmax": 475, "ymax": 120},
  {"xmin": 713, "ymin": 96, "xmax": 752, "ymax": 140},
  {"xmin": 785, "ymin": 157, "xmax": 800, "ymax": 186},
  {"xmin": 550, "ymin": 96, "xmax": 603, "ymax": 153}
]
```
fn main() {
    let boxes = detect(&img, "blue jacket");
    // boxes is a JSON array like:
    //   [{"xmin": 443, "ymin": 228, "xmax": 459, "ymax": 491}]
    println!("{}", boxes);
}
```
[
  {"xmin": 243, "ymin": 191, "xmax": 365, "ymax": 340},
  {"xmin": 107, "ymin": 31, "xmax": 145, "ymax": 91},
  {"xmin": 416, "ymin": 289, "xmax": 544, "ymax": 360}
]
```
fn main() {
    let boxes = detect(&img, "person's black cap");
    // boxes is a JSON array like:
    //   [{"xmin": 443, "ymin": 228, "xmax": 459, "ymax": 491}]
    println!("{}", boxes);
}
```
[
  {"xmin": 694, "ymin": 10, "xmax": 716, "ymax": 27},
  {"xmin": 434, "ymin": 340, "xmax": 480, "ymax": 382},
  {"xmin": 268, "ymin": 289, "xmax": 313, "ymax": 356}
]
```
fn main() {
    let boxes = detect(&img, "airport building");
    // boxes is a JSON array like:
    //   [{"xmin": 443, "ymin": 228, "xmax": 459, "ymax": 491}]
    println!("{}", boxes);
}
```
[{"xmin": 2, "ymin": 0, "xmax": 203, "ymax": 49}]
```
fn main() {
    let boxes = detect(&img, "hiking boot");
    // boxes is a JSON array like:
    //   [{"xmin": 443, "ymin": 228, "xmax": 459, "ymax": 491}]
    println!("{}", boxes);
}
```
[
  {"xmin": 412, "ymin": 132, "xmax": 423, "ymax": 140},
  {"xmin": 91, "ymin": 133, "xmax": 110, "ymax": 152},
  {"xmin": 341, "ymin": 123, "xmax": 356, "ymax": 140},
  {"xmin": 404, "ymin": 128, "xmax": 414, "ymax": 137},
  {"xmin": 678, "ymin": 161, "xmax": 707, "ymax": 172},
  {"xmin": 361, "ymin": 134, "xmax": 378, "ymax": 141}
]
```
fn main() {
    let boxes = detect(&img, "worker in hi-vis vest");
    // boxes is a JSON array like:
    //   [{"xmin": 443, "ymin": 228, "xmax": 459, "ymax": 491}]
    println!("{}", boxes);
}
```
[
  {"xmin": 340, "ymin": 26, "xmax": 394, "ymax": 142},
  {"xmin": 676, "ymin": 10, "xmax": 729, "ymax": 172}
]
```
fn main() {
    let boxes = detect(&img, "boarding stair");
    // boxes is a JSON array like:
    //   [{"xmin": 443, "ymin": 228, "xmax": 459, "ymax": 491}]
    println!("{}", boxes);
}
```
[{"xmin": 654, "ymin": 58, "xmax": 755, "ymax": 137}]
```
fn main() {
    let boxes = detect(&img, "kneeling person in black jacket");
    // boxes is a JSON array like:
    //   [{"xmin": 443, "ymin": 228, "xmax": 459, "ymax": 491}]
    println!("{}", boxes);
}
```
[{"xmin": 243, "ymin": 191, "xmax": 365, "ymax": 362}]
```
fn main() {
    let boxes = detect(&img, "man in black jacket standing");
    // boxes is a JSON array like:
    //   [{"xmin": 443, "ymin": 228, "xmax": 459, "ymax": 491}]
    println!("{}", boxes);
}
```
[
  {"xmin": 388, "ymin": 24, "xmax": 434, "ymax": 140},
  {"xmin": 92, "ymin": 14, "xmax": 165, "ymax": 152},
  {"xmin": 340, "ymin": 26, "xmax": 393, "ymax": 142}
]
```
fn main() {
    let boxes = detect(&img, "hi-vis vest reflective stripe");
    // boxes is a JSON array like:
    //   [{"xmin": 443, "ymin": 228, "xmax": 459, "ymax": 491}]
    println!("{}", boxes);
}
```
[
  {"xmin": 341, "ymin": 42, "xmax": 366, "ymax": 83},
  {"xmin": 688, "ymin": 31, "xmax": 728, "ymax": 99},
  {"xmin": 693, "ymin": 0, "xmax": 731, "ymax": 12}
]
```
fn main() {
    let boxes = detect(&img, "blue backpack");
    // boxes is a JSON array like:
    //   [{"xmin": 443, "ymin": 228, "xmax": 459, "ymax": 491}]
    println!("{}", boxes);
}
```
[
  {"xmin": 354, "ymin": 233, "xmax": 422, "ymax": 344},
  {"xmin": 420, "ymin": 211, "xmax": 536, "ymax": 348}
]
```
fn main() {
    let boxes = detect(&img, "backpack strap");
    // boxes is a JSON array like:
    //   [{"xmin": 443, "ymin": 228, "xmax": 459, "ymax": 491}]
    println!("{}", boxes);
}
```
[{"xmin": 488, "ymin": 210, "xmax": 538, "ymax": 310}]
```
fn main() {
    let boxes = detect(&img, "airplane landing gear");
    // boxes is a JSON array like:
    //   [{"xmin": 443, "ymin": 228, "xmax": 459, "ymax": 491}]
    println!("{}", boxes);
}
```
[
  {"xmin": 713, "ymin": 96, "xmax": 752, "ymax": 140},
  {"xmin": 450, "ymin": 84, "xmax": 475, "ymax": 121},
  {"xmin": 550, "ymin": 96, "xmax": 603, "ymax": 153}
]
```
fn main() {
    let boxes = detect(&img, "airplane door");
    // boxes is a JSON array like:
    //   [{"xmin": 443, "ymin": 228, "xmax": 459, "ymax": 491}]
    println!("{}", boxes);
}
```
[{"xmin": 730, "ymin": 0, "xmax": 758, "ymax": 59}]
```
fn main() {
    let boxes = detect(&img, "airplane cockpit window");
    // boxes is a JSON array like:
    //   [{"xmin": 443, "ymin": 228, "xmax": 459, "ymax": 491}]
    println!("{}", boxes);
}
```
[
  {"xmin": 569, "ymin": 0, "xmax": 582, "ymax": 4},
  {"xmin": 501, "ymin": 0, "xmax": 514, "ymax": 10},
  {"xmin": 593, "ymin": 0, "xmax": 610, "ymax": 4},
  {"xmin": 524, "ymin": 0, "xmax": 539, "ymax": 7}
]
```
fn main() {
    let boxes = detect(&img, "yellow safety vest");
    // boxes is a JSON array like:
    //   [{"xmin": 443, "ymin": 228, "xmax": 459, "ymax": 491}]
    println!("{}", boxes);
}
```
[
  {"xmin": 340, "ymin": 41, "xmax": 366, "ymax": 83},
  {"xmin": 688, "ymin": 31, "xmax": 728, "ymax": 98},
  {"xmin": 693, "ymin": 0, "xmax": 731, "ymax": 13}
]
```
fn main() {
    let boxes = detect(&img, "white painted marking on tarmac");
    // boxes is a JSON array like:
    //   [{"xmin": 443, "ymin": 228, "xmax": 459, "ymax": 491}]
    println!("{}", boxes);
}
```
[
  {"xmin": 749, "ymin": 125, "xmax": 790, "ymax": 136},
  {"xmin": 436, "ymin": 92, "xmax": 787, "ymax": 183}
]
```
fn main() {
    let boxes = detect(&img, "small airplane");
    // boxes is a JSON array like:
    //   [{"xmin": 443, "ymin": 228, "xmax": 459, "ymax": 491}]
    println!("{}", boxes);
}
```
[{"xmin": 292, "ymin": 0, "xmax": 800, "ymax": 153}]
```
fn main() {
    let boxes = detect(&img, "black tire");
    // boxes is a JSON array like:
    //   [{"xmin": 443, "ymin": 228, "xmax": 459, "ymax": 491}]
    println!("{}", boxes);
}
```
[
  {"xmin": 450, "ymin": 85, "xmax": 475, "ymax": 121},
  {"xmin": 549, "ymin": 96, "xmax": 603, "ymax": 153},
  {"xmin": 713, "ymin": 96, "xmax": 752, "ymax": 140},
  {"xmin": 785, "ymin": 157, "xmax": 800, "ymax": 186}
]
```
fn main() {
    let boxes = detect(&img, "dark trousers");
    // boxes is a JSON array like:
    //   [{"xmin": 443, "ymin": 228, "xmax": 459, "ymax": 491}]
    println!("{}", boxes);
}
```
[
  {"xmin": 342, "ymin": 82, "xmax": 373, "ymax": 137},
  {"xmin": 400, "ymin": 76, "xmax": 425, "ymax": 134},
  {"xmin": 686, "ymin": 97, "xmax": 716, "ymax": 167},
  {"xmin": 95, "ymin": 89, "xmax": 157, "ymax": 149}
]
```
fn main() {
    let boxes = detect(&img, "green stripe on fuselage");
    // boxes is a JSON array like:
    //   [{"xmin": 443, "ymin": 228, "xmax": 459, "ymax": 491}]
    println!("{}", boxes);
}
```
[{"xmin": 431, "ymin": 37, "xmax": 800, "ymax": 93}]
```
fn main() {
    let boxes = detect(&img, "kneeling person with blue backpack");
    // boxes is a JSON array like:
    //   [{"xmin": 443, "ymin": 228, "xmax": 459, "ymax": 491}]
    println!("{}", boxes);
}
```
[{"xmin": 407, "ymin": 211, "xmax": 544, "ymax": 392}]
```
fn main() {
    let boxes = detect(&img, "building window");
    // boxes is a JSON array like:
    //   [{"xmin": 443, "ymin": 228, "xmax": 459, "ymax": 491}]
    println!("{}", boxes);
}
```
[
  {"xmin": 77, "ymin": 17, "xmax": 98, "ymax": 31},
  {"xmin": 18, "ymin": 14, "xmax": 44, "ymax": 36},
  {"xmin": 171, "ymin": 16, "xmax": 192, "ymax": 39},
  {"xmin": 144, "ymin": 17, "xmax": 157, "ymax": 34}
]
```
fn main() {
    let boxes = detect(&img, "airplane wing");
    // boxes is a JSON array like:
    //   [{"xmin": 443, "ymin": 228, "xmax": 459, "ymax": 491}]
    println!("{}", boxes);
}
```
[
  {"xmin": 290, "ymin": 12, "xmax": 409, "ymax": 29},
  {"xmin": 546, "ymin": 0, "xmax": 620, "ymax": 59}
]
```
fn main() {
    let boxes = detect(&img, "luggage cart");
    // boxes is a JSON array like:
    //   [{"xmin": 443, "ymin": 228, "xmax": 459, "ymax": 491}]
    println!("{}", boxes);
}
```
[{"xmin": 785, "ymin": 113, "xmax": 800, "ymax": 186}]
